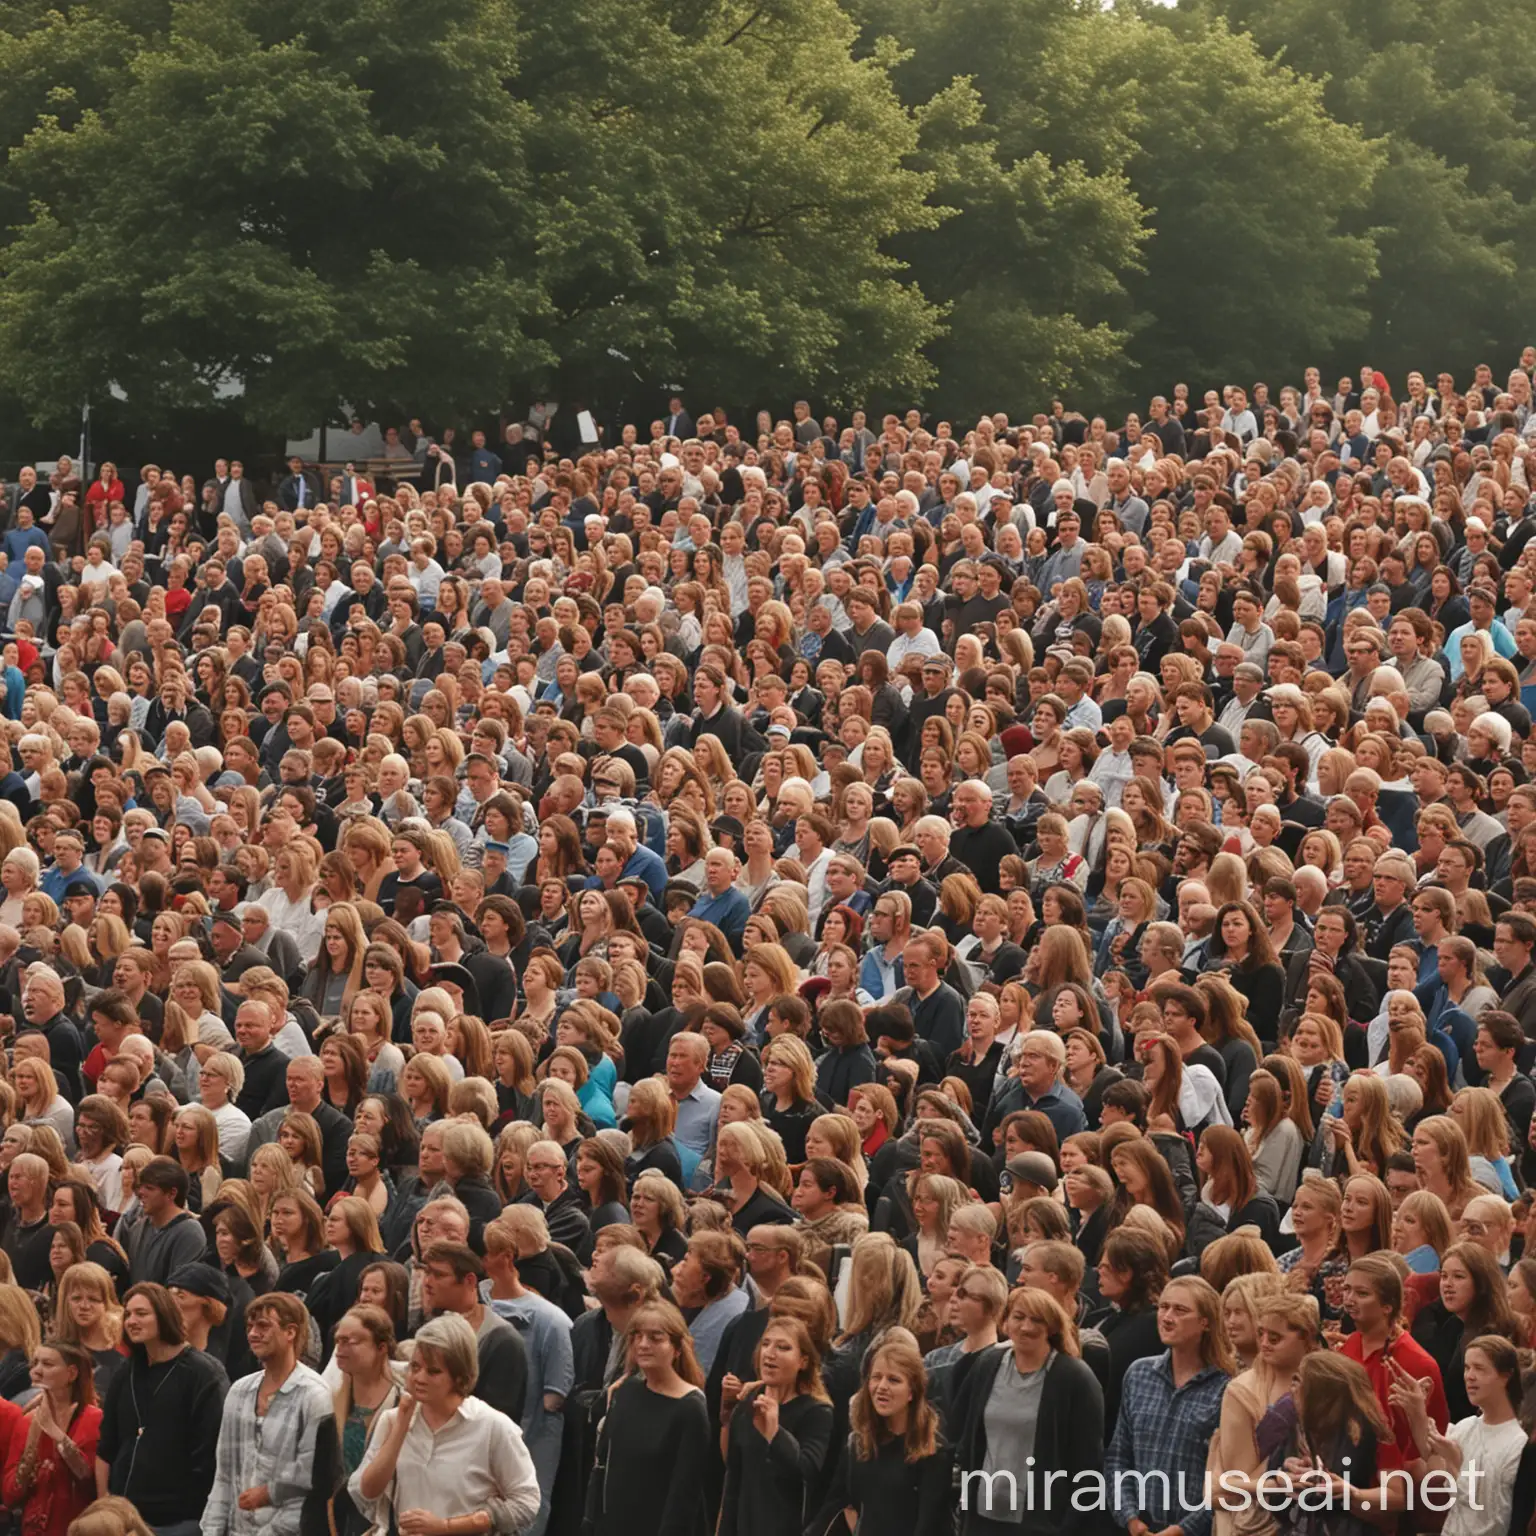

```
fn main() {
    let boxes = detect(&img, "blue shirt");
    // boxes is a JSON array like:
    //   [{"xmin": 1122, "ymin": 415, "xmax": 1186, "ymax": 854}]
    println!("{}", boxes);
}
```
[
  {"xmin": 2, "ymin": 527, "xmax": 48, "ymax": 565},
  {"xmin": 860, "ymin": 945, "xmax": 905, "ymax": 1002},
  {"xmin": 1444, "ymin": 618, "xmax": 1516, "ymax": 679},
  {"xmin": 1105, "ymin": 1351, "xmax": 1228, "ymax": 1536},
  {"xmin": 688, "ymin": 886, "xmax": 750, "ymax": 946},
  {"xmin": 39, "ymin": 862, "xmax": 103, "ymax": 903},
  {"xmin": 673, "ymin": 1081, "xmax": 721, "ymax": 1157},
  {"xmin": 621, "ymin": 844, "xmax": 668, "ymax": 900}
]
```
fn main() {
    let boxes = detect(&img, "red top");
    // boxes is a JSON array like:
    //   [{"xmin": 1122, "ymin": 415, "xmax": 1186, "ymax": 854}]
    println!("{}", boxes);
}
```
[
  {"xmin": 1341, "ymin": 1328, "xmax": 1448, "ymax": 1469},
  {"xmin": 83, "ymin": 479, "xmax": 123, "ymax": 510},
  {"xmin": 1, "ymin": 1403, "xmax": 102, "ymax": 1536}
]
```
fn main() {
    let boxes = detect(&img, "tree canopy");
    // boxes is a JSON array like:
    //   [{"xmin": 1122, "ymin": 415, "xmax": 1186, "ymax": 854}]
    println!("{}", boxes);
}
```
[{"xmin": 0, "ymin": 0, "xmax": 1528, "ymax": 433}]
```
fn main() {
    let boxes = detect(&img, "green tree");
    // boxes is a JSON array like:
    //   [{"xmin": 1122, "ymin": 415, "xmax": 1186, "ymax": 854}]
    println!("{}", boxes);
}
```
[
  {"xmin": 1190, "ymin": 0, "xmax": 1536, "ymax": 376},
  {"xmin": 0, "ymin": 0, "xmax": 943, "ymax": 431}
]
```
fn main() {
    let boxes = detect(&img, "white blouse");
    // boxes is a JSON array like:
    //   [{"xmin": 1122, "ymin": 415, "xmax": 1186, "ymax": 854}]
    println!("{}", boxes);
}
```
[{"xmin": 351, "ymin": 1395, "xmax": 539, "ymax": 1536}]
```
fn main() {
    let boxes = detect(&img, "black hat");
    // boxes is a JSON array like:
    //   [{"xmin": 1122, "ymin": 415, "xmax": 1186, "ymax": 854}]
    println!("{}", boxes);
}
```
[
  {"xmin": 166, "ymin": 1263, "xmax": 231, "ymax": 1305},
  {"xmin": 710, "ymin": 816, "xmax": 744, "ymax": 841},
  {"xmin": 62, "ymin": 878, "xmax": 98, "ymax": 899},
  {"xmin": 210, "ymin": 908, "xmax": 243, "ymax": 931},
  {"xmin": 426, "ymin": 962, "xmax": 474, "ymax": 993}
]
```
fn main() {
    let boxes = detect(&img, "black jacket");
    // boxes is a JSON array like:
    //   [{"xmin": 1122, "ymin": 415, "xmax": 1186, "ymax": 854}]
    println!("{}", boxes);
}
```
[{"xmin": 950, "ymin": 1346, "xmax": 1104, "ymax": 1535}]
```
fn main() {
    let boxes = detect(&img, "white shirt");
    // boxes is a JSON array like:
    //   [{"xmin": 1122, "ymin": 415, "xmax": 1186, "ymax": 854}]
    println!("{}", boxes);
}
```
[
  {"xmin": 802, "ymin": 847, "xmax": 834, "ymax": 926},
  {"xmin": 258, "ymin": 887, "xmax": 326, "ymax": 964},
  {"xmin": 887, "ymin": 628, "xmax": 940, "ymax": 670},
  {"xmin": 351, "ymin": 1395, "xmax": 539, "ymax": 1536},
  {"xmin": 1442, "ymin": 1415, "xmax": 1526, "ymax": 1536},
  {"xmin": 210, "ymin": 1101, "xmax": 252, "ymax": 1162}
]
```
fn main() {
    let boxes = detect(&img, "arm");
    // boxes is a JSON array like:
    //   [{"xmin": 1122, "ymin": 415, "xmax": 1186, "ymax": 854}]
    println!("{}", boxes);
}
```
[
  {"xmin": 266, "ymin": 1390, "xmax": 334, "ymax": 1528},
  {"xmin": 199, "ymin": 1401, "xmax": 238, "ymax": 1536},
  {"xmin": 764, "ymin": 1400, "xmax": 833, "ymax": 1484},
  {"xmin": 483, "ymin": 1416, "xmax": 540, "ymax": 1536},
  {"xmin": 356, "ymin": 1405, "xmax": 410, "ymax": 1503}
]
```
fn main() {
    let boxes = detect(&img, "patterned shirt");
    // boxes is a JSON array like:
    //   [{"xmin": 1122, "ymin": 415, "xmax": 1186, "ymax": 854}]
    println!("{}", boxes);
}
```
[
  {"xmin": 201, "ymin": 1362, "xmax": 335, "ymax": 1536},
  {"xmin": 1105, "ymin": 1351, "xmax": 1228, "ymax": 1536}
]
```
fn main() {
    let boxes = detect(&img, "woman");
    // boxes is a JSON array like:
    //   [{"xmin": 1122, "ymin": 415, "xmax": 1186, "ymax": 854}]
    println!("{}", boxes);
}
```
[
  {"xmin": 625, "ymin": 1080, "xmax": 687, "ymax": 1191},
  {"xmin": 714, "ymin": 1122, "xmax": 794, "ymax": 1237},
  {"xmin": 719, "ymin": 1317, "xmax": 833, "ymax": 1536},
  {"xmin": 1409, "ymin": 1241, "xmax": 1519, "ymax": 1423},
  {"xmin": 814, "ymin": 1000, "xmax": 877, "ymax": 1109},
  {"xmin": 304, "ymin": 903, "xmax": 368, "ymax": 1017},
  {"xmin": 1195, "ymin": 1126, "xmax": 1280, "ymax": 1246},
  {"xmin": 1201, "ymin": 900, "xmax": 1286, "ymax": 1048},
  {"xmin": 1243, "ymin": 1069, "xmax": 1304, "ymax": 1205},
  {"xmin": 52, "ymin": 1264, "xmax": 126, "ymax": 1397},
  {"xmin": 330, "ymin": 1305, "xmax": 403, "ymax": 1536},
  {"xmin": 950, "ymin": 1287, "xmax": 1103, "ymax": 1536},
  {"xmin": 258, "ymin": 843, "xmax": 326, "ymax": 964},
  {"xmin": 629, "ymin": 1169, "xmax": 690, "ymax": 1268},
  {"xmin": 308, "ymin": 1196, "xmax": 387, "ymax": 1352},
  {"xmin": 351, "ymin": 1313, "xmax": 539, "ymax": 1536},
  {"xmin": 270, "ymin": 1188, "xmax": 337, "ymax": 1298},
  {"xmin": 574, "ymin": 1138, "xmax": 629, "ymax": 1233},
  {"xmin": 337, "ymin": 1132, "xmax": 395, "ymax": 1224},
  {"xmin": 904, "ymin": 1172, "xmax": 969, "ymax": 1280},
  {"xmin": 171, "ymin": 1106, "xmax": 223, "ymax": 1214},
  {"xmin": 13, "ymin": 1057, "xmax": 73, "ymax": 1154},
  {"xmin": 0, "ymin": 1340, "xmax": 101, "ymax": 1536},
  {"xmin": 1210, "ymin": 1291, "xmax": 1319, "ymax": 1536},
  {"xmin": 843, "ymin": 1328, "xmax": 950, "ymax": 1536},
  {"xmin": 1412, "ymin": 1118, "xmax": 1482, "ymax": 1219},
  {"xmin": 587, "ymin": 1300, "xmax": 710, "ymax": 1536},
  {"xmin": 1390, "ymin": 1332, "xmax": 1526, "ymax": 1536},
  {"xmin": 196, "ymin": 1054, "xmax": 252, "ymax": 1165},
  {"xmin": 1089, "ymin": 1226, "xmax": 1166, "ymax": 1430},
  {"xmin": 759, "ymin": 1036, "xmax": 820, "ymax": 1165}
]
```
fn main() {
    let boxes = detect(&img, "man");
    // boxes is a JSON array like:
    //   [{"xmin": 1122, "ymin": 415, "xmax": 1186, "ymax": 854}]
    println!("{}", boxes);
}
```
[
  {"xmin": 481, "ymin": 1218, "xmax": 573, "ymax": 1536},
  {"xmin": 881, "ymin": 845, "xmax": 936, "ymax": 927},
  {"xmin": 521, "ymin": 1142, "xmax": 593, "ymax": 1263},
  {"xmin": 1225, "ymin": 589, "xmax": 1274, "ymax": 670},
  {"xmin": 570, "ymin": 1244, "xmax": 664, "ymax": 1402},
  {"xmin": 666, "ymin": 1032, "xmax": 721, "ymax": 1159},
  {"xmin": 1087, "ymin": 713, "xmax": 1136, "ymax": 809},
  {"xmin": 895, "ymin": 931, "xmax": 966, "ymax": 1056},
  {"xmin": 984, "ymin": 1030, "xmax": 1087, "ymax": 1144},
  {"xmin": 1152, "ymin": 983, "xmax": 1229, "ymax": 1091},
  {"xmin": 1215, "ymin": 661, "xmax": 1265, "ymax": 739},
  {"xmin": 17, "ymin": 967, "xmax": 83, "ymax": 1099},
  {"xmin": 127, "ymin": 1158, "xmax": 211, "ymax": 1285},
  {"xmin": 602, "ymin": 807, "xmax": 667, "ymax": 901},
  {"xmin": 240, "ymin": 1057, "xmax": 349, "ymax": 1191},
  {"xmin": 419, "ymin": 1239, "xmax": 529, "ymax": 1424},
  {"xmin": 948, "ymin": 779, "xmax": 1020, "ymax": 894},
  {"xmin": 39, "ymin": 831, "xmax": 102, "ymax": 903},
  {"xmin": 1495, "ymin": 913, "xmax": 1536, "ymax": 1041},
  {"xmin": 794, "ymin": 812, "xmax": 836, "ymax": 927},
  {"xmin": 1105, "ymin": 1276, "xmax": 1230, "ymax": 1536},
  {"xmin": 1361, "ymin": 853, "xmax": 1417, "ymax": 961},
  {"xmin": 705, "ymin": 1226, "xmax": 811, "ymax": 1417},
  {"xmin": 200, "ymin": 1293, "xmax": 335, "ymax": 1536},
  {"xmin": 210, "ymin": 909, "xmax": 272, "ymax": 983},
  {"xmin": 232, "ymin": 1001, "xmax": 291, "ymax": 1120},
  {"xmin": 97, "ymin": 1282, "xmax": 230, "ymax": 1532},
  {"xmin": 275, "ymin": 455, "xmax": 320, "ymax": 513},
  {"xmin": 1473, "ymin": 1011, "xmax": 1536, "ymax": 1146},
  {"xmin": 0, "ymin": 1151, "xmax": 52, "ymax": 1287},
  {"xmin": 688, "ymin": 847, "xmax": 750, "ymax": 952},
  {"xmin": 859, "ymin": 891, "xmax": 910, "ymax": 1001}
]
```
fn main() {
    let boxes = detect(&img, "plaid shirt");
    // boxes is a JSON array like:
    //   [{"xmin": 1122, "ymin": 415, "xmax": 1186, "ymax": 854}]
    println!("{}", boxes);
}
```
[
  {"xmin": 200, "ymin": 1362, "xmax": 335, "ymax": 1536},
  {"xmin": 1105, "ymin": 1351, "xmax": 1228, "ymax": 1536}
]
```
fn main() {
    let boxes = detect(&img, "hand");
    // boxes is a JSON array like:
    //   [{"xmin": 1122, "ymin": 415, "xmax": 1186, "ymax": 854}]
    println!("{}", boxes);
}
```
[
  {"xmin": 752, "ymin": 1390, "xmax": 780, "ymax": 1443},
  {"xmin": 1327, "ymin": 1116, "xmax": 1350, "ymax": 1145},
  {"xmin": 1313, "ymin": 1074, "xmax": 1335, "ymax": 1108},
  {"xmin": 237, "ymin": 1488, "xmax": 271, "ymax": 1512},
  {"xmin": 394, "ymin": 1394, "xmax": 417, "ymax": 1433},
  {"xmin": 397, "ymin": 1512, "xmax": 440, "ymax": 1536},
  {"xmin": 721, "ymin": 1374, "xmax": 743, "ymax": 1410},
  {"xmin": 1322, "ymin": 1325, "xmax": 1346, "ymax": 1351}
]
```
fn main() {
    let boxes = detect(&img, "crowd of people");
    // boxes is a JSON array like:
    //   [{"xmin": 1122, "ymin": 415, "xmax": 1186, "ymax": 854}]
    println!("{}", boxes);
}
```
[{"xmin": 0, "ymin": 362, "xmax": 1534, "ymax": 1536}]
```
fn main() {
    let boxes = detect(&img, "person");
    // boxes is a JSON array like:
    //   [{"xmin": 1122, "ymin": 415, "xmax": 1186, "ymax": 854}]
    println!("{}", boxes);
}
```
[
  {"xmin": 126, "ymin": 1158, "xmax": 213, "ymax": 1287},
  {"xmin": 841, "ymin": 1327, "xmax": 949, "ymax": 1536},
  {"xmin": 1104, "ymin": 1277, "xmax": 1232, "ymax": 1536},
  {"xmin": 95, "ymin": 1282, "xmax": 230, "ymax": 1536},
  {"xmin": 718, "ymin": 1317, "xmax": 833, "ymax": 1536},
  {"xmin": 328, "ymin": 1305, "xmax": 403, "ymax": 1536},
  {"xmin": 1, "ymin": 1340, "xmax": 103, "ymax": 1536},
  {"xmin": 1389, "ymin": 1332, "xmax": 1526, "ymax": 1536},
  {"xmin": 951, "ymin": 1286, "xmax": 1103, "ymax": 1535},
  {"xmin": 200, "ymin": 1293, "xmax": 336, "ymax": 1536},
  {"xmin": 417, "ymin": 1241, "xmax": 529, "ymax": 1426},
  {"xmin": 585, "ymin": 1299, "xmax": 710, "ymax": 1536},
  {"xmin": 350, "ymin": 1313, "xmax": 539, "ymax": 1536}
]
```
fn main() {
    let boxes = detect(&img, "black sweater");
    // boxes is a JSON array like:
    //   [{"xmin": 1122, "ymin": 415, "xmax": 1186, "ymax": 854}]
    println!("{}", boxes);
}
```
[
  {"xmin": 98, "ymin": 1346, "xmax": 230, "ymax": 1524},
  {"xmin": 841, "ymin": 1434, "xmax": 952, "ymax": 1536},
  {"xmin": 719, "ymin": 1391, "xmax": 834, "ymax": 1536},
  {"xmin": 950, "ymin": 1345, "xmax": 1104, "ymax": 1536}
]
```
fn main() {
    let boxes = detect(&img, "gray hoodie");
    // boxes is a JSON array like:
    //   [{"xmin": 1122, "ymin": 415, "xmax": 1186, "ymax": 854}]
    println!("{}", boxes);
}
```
[{"xmin": 128, "ymin": 1209, "xmax": 207, "ymax": 1286}]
